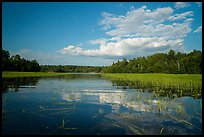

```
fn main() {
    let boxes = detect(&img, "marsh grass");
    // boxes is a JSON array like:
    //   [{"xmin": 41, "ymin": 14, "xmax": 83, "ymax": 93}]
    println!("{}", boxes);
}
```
[{"xmin": 102, "ymin": 73, "xmax": 202, "ymax": 98}]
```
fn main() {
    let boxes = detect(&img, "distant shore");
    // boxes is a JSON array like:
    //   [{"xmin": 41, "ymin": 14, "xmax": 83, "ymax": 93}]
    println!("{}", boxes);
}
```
[{"xmin": 2, "ymin": 71, "xmax": 71, "ymax": 78}]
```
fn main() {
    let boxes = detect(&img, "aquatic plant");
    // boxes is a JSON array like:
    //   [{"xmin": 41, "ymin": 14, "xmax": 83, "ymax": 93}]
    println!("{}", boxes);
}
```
[
  {"xmin": 125, "ymin": 122, "xmax": 144, "ymax": 135},
  {"xmin": 160, "ymin": 127, "xmax": 165, "ymax": 135},
  {"xmin": 168, "ymin": 115, "xmax": 193, "ymax": 127},
  {"xmin": 102, "ymin": 73, "xmax": 202, "ymax": 98},
  {"xmin": 61, "ymin": 119, "xmax": 65, "ymax": 128},
  {"xmin": 60, "ymin": 119, "xmax": 78, "ymax": 130},
  {"xmin": 177, "ymin": 104, "xmax": 184, "ymax": 114},
  {"xmin": 157, "ymin": 100, "xmax": 161, "ymax": 113}
]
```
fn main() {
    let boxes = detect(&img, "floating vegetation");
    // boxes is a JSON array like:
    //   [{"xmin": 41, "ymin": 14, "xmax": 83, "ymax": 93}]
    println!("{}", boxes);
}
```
[
  {"xmin": 54, "ymin": 102, "xmax": 72, "ymax": 105},
  {"xmin": 38, "ymin": 106, "xmax": 78, "ymax": 111},
  {"xmin": 160, "ymin": 127, "xmax": 165, "ymax": 135},
  {"xmin": 60, "ymin": 119, "xmax": 78, "ymax": 130},
  {"xmin": 180, "ymin": 119, "xmax": 192, "ymax": 126},
  {"xmin": 168, "ymin": 115, "xmax": 193, "ymax": 127},
  {"xmin": 63, "ymin": 127, "xmax": 79, "ymax": 130},
  {"xmin": 177, "ymin": 105, "xmax": 184, "ymax": 114},
  {"xmin": 126, "ymin": 122, "xmax": 144, "ymax": 135},
  {"xmin": 157, "ymin": 100, "xmax": 161, "ymax": 113},
  {"xmin": 38, "ymin": 114, "xmax": 54, "ymax": 119},
  {"xmin": 61, "ymin": 119, "xmax": 65, "ymax": 128}
]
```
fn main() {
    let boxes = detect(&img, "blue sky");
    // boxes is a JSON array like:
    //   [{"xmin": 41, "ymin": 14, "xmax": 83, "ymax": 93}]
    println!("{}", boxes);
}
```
[{"xmin": 2, "ymin": 2, "xmax": 202, "ymax": 66}]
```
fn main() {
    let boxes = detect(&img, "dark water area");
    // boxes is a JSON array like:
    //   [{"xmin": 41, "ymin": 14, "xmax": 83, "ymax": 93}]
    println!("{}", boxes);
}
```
[{"xmin": 2, "ymin": 74, "xmax": 202, "ymax": 135}]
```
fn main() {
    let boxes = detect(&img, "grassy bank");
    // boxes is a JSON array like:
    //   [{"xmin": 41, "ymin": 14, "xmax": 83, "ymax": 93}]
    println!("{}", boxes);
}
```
[
  {"xmin": 101, "ymin": 73, "xmax": 202, "ymax": 98},
  {"xmin": 101, "ymin": 73, "xmax": 201, "ymax": 85},
  {"xmin": 2, "ymin": 71, "xmax": 71, "ymax": 78}
]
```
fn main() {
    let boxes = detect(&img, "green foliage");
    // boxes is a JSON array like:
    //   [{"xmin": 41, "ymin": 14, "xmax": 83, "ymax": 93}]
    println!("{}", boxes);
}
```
[
  {"xmin": 40, "ymin": 65, "xmax": 103, "ymax": 73},
  {"xmin": 103, "ymin": 50, "xmax": 202, "ymax": 74},
  {"xmin": 102, "ymin": 73, "xmax": 202, "ymax": 99},
  {"xmin": 2, "ymin": 72, "xmax": 71, "ymax": 78},
  {"xmin": 2, "ymin": 49, "xmax": 41, "ymax": 72}
]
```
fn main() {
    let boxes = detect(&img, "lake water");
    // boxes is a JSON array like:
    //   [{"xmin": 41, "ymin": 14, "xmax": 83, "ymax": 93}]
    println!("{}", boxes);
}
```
[{"xmin": 2, "ymin": 74, "xmax": 202, "ymax": 135}]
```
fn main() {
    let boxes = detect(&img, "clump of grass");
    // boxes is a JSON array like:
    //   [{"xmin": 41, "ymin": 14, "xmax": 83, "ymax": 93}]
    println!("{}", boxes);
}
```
[{"xmin": 102, "ymin": 73, "xmax": 202, "ymax": 98}]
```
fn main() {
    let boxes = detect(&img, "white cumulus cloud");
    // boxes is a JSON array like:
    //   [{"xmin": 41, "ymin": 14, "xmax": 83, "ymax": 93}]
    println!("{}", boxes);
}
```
[
  {"xmin": 100, "ymin": 6, "xmax": 192, "ymax": 39},
  {"xmin": 60, "ymin": 5, "xmax": 193, "ymax": 59},
  {"xmin": 60, "ymin": 37, "xmax": 185, "ymax": 58}
]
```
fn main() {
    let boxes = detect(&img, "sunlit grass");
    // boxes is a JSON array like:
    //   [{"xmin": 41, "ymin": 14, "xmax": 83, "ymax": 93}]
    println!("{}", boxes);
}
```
[
  {"xmin": 2, "ymin": 71, "xmax": 71, "ymax": 78},
  {"xmin": 101, "ymin": 73, "xmax": 202, "ymax": 98},
  {"xmin": 101, "ymin": 73, "xmax": 201, "ymax": 88}
]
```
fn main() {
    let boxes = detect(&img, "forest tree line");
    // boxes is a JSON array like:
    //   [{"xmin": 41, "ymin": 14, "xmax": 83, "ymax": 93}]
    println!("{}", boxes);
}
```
[
  {"xmin": 2, "ymin": 49, "xmax": 41, "ymax": 72},
  {"xmin": 2, "ymin": 49, "xmax": 103, "ymax": 73},
  {"xmin": 2, "ymin": 49, "xmax": 202, "ymax": 74},
  {"xmin": 40, "ymin": 65, "xmax": 103, "ymax": 73},
  {"xmin": 103, "ymin": 50, "xmax": 202, "ymax": 74}
]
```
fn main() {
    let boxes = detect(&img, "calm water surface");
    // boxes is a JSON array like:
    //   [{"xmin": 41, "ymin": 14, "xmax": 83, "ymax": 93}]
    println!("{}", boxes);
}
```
[{"xmin": 2, "ymin": 74, "xmax": 202, "ymax": 135}]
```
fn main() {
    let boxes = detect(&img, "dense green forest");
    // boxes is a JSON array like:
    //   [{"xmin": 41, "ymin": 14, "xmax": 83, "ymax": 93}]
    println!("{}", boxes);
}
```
[
  {"xmin": 103, "ymin": 50, "xmax": 202, "ymax": 74},
  {"xmin": 2, "ymin": 50, "xmax": 41, "ymax": 72},
  {"xmin": 40, "ymin": 65, "xmax": 103, "ymax": 73},
  {"xmin": 2, "ymin": 49, "xmax": 202, "ymax": 74}
]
